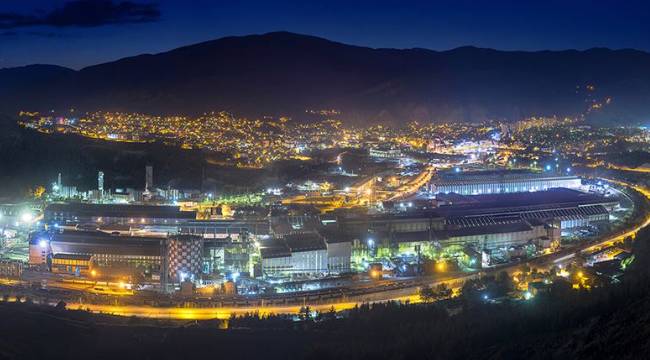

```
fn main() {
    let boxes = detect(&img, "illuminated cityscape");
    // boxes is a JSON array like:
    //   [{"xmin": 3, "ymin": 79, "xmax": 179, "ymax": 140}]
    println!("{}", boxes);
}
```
[
  {"xmin": 2, "ymin": 1, "xmax": 650, "ymax": 359},
  {"xmin": 5, "ymin": 109, "xmax": 650, "ymax": 321}
]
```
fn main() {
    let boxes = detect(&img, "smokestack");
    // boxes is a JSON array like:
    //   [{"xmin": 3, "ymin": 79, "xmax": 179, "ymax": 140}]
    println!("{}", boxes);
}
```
[{"xmin": 145, "ymin": 165, "xmax": 153, "ymax": 191}]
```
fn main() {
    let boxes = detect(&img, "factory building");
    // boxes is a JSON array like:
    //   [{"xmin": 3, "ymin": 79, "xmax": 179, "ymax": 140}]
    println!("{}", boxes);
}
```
[
  {"xmin": 201, "ymin": 238, "xmax": 251, "ymax": 275},
  {"xmin": 260, "ymin": 245, "xmax": 292, "ymax": 275},
  {"xmin": 29, "ymin": 230, "xmax": 165, "ymax": 277},
  {"xmin": 260, "ymin": 232, "xmax": 350, "ymax": 277},
  {"xmin": 319, "ymin": 228, "xmax": 354, "ymax": 273},
  {"xmin": 30, "ymin": 226, "xmax": 258, "ymax": 284},
  {"xmin": 50, "ymin": 253, "xmax": 92, "ymax": 276},
  {"xmin": 391, "ymin": 219, "xmax": 556, "ymax": 251},
  {"xmin": 180, "ymin": 219, "xmax": 270, "ymax": 239},
  {"xmin": 436, "ymin": 188, "xmax": 615, "ymax": 230},
  {"xmin": 28, "ymin": 236, "xmax": 50, "ymax": 268},
  {"xmin": 334, "ymin": 188, "xmax": 615, "ymax": 257},
  {"xmin": 430, "ymin": 170, "xmax": 582, "ymax": 195},
  {"xmin": 435, "ymin": 221, "xmax": 552, "ymax": 249},
  {"xmin": 44, "ymin": 203, "xmax": 196, "ymax": 226},
  {"xmin": 338, "ymin": 212, "xmax": 445, "ymax": 235},
  {"xmin": 326, "ymin": 240, "xmax": 352, "ymax": 274},
  {"xmin": 180, "ymin": 219, "xmax": 271, "ymax": 275}
]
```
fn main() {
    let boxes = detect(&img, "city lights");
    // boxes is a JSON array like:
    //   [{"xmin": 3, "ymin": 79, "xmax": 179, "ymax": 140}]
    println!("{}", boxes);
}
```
[{"xmin": 2, "ymin": 7, "xmax": 650, "ymax": 357}]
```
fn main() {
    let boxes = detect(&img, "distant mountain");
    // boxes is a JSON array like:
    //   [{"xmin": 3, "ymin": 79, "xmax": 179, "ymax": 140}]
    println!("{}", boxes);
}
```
[
  {"xmin": 0, "ymin": 64, "xmax": 75, "ymax": 113},
  {"xmin": 2, "ymin": 31, "xmax": 650, "ymax": 124}
]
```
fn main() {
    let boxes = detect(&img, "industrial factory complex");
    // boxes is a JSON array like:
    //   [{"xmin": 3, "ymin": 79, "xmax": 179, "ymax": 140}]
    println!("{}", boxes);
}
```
[{"xmin": 24, "ymin": 170, "xmax": 621, "ymax": 293}]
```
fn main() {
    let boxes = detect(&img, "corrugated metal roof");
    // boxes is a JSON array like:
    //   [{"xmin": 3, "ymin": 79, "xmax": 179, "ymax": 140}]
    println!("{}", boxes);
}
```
[{"xmin": 45, "ymin": 203, "xmax": 196, "ymax": 219}]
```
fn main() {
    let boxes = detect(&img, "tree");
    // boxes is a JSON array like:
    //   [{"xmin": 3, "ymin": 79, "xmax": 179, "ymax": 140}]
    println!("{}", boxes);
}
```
[
  {"xmin": 323, "ymin": 306, "xmax": 337, "ymax": 321},
  {"xmin": 434, "ymin": 283, "xmax": 452, "ymax": 299},
  {"xmin": 549, "ymin": 278, "xmax": 573, "ymax": 299},
  {"xmin": 497, "ymin": 271, "xmax": 515, "ymax": 292},
  {"xmin": 419, "ymin": 285, "xmax": 435, "ymax": 302},
  {"xmin": 299, "ymin": 306, "xmax": 312, "ymax": 321},
  {"xmin": 55, "ymin": 300, "xmax": 66, "ymax": 310},
  {"xmin": 460, "ymin": 279, "xmax": 484, "ymax": 308}
]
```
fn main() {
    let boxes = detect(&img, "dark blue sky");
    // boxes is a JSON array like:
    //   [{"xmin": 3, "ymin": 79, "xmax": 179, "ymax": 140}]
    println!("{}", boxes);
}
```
[{"xmin": 1, "ymin": 0, "xmax": 649, "ymax": 69}]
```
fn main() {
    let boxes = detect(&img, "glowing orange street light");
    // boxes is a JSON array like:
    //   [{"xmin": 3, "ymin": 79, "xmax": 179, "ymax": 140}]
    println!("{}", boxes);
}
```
[{"xmin": 436, "ymin": 261, "xmax": 446, "ymax": 272}]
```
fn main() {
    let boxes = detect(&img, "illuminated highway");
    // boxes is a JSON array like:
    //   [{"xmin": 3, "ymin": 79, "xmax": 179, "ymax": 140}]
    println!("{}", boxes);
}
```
[
  {"xmin": 388, "ymin": 166, "xmax": 434, "ymax": 201},
  {"xmin": 65, "ymin": 296, "xmax": 422, "ymax": 320},
  {"xmin": 582, "ymin": 179, "xmax": 650, "ymax": 252},
  {"xmin": 606, "ymin": 164, "xmax": 650, "ymax": 173}
]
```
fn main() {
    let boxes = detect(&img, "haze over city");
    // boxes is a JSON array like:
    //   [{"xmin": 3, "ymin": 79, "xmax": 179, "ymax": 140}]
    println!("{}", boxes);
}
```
[{"xmin": 1, "ymin": 1, "xmax": 650, "ymax": 359}]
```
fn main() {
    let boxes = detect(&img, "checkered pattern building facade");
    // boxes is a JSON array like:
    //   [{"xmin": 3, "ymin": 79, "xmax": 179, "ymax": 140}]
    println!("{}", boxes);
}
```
[{"xmin": 167, "ymin": 235, "xmax": 203, "ymax": 282}]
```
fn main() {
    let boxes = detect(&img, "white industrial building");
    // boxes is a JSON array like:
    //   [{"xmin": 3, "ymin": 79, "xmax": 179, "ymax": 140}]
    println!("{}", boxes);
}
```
[
  {"xmin": 326, "ymin": 241, "xmax": 352, "ymax": 274},
  {"xmin": 430, "ymin": 171, "xmax": 582, "ymax": 195},
  {"xmin": 260, "ymin": 232, "xmax": 351, "ymax": 277}
]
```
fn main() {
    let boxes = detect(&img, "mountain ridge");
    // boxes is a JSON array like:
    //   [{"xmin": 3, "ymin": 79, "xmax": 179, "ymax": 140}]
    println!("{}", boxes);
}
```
[{"xmin": 2, "ymin": 31, "xmax": 650, "ymax": 124}]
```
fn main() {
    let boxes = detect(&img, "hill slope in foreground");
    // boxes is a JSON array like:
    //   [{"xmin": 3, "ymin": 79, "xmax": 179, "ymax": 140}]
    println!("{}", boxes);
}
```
[{"xmin": 1, "ymin": 289, "xmax": 649, "ymax": 360}]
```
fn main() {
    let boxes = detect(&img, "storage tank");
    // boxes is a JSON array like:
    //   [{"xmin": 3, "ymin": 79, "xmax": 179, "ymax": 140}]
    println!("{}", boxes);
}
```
[{"xmin": 166, "ymin": 234, "xmax": 203, "ymax": 283}]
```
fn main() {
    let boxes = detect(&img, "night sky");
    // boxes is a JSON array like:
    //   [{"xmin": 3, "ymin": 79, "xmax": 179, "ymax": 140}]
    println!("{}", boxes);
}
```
[{"xmin": 1, "ymin": 0, "xmax": 649, "ymax": 69}]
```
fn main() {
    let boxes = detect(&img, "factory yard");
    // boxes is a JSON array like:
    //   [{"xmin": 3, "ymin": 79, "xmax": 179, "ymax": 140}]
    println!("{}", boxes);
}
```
[{"xmin": 0, "ymin": 173, "xmax": 646, "ymax": 320}]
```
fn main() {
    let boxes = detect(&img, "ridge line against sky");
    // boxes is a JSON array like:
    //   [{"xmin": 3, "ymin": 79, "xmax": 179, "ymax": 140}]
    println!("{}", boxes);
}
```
[{"xmin": 1, "ymin": 0, "xmax": 649, "ymax": 69}]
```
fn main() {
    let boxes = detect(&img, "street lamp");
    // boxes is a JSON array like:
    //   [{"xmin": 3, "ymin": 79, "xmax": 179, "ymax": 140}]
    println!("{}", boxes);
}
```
[{"xmin": 20, "ymin": 212, "xmax": 33, "ymax": 223}]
